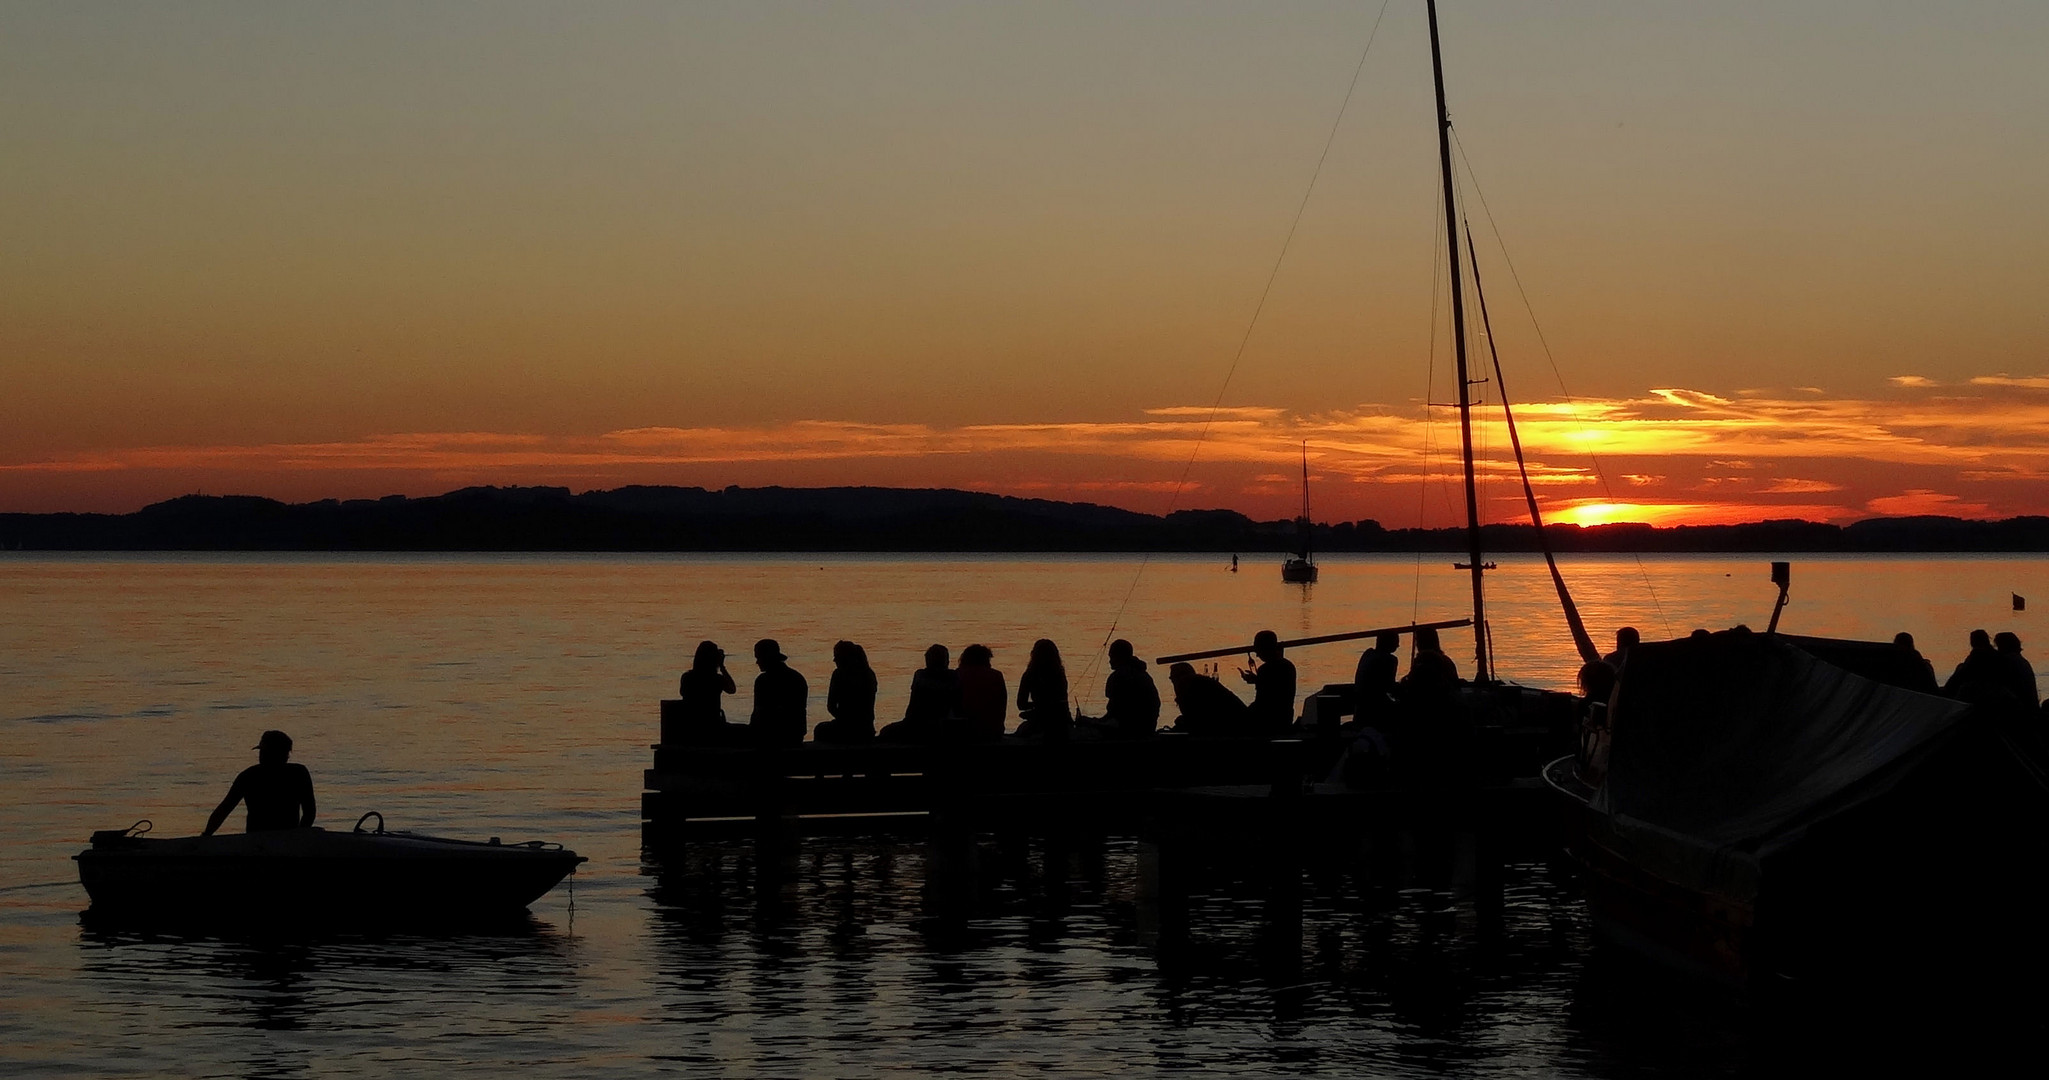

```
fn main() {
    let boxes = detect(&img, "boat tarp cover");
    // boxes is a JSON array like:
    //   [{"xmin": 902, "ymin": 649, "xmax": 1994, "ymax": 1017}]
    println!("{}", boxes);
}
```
[{"xmin": 1590, "ymin": 630, "xmax": 1968, "ymax": 902}]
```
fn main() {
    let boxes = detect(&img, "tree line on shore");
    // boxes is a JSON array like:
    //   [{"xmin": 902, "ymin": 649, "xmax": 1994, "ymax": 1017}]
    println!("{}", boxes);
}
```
[{"xmin": 5, "ymin": 484, "xmax": 2048, "ymax": 552}]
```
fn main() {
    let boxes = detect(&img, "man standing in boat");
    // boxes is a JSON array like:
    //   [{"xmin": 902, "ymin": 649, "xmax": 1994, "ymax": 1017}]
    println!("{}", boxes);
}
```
[{"xmin": 201, "ymin": 729, "xmax": 316, "ymax": 836}]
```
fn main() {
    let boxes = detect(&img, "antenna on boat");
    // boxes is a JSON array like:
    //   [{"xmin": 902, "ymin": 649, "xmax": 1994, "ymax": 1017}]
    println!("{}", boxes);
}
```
[{"xmin": 1428, "ymin": 0, "xmax": 1490, "ymax": 682}]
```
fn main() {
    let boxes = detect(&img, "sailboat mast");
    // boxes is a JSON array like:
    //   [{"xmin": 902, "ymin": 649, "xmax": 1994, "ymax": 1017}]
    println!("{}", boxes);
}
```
[
  {"xmin": 1299, "ymin": 441, "xmax": 1311, "ymax": 559},
  {"xmin": 1427, "ymin": 0, "xmax": 1489, "ymax": 681}
]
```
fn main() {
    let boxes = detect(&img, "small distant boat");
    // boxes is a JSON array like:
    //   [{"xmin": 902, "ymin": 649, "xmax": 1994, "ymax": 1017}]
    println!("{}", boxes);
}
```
[
  {"xmin": 1281, "ymin": 442, "xmax": 1318, "ymax": 584},
  {"xmin": 75, "ymin": 814, "xmax": 585, "ymax": 923}
]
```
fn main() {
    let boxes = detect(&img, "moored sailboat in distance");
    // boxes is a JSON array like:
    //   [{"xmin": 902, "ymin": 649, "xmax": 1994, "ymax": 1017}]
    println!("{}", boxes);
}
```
[{"xmin": 1281, "ymin": 442, "xmax": 1318, "ymax": 583}]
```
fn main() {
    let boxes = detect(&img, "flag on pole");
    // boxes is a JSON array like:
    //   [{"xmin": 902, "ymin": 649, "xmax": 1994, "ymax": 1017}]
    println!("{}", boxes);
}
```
[{"xmin": 2015, "ymin": 594, "xmax": 2027, "ymax": 612}]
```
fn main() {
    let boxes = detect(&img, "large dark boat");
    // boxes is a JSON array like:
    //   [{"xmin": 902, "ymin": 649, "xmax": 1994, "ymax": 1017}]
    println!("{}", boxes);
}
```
[
  {"xmin": 1545, "ymin": 626, "xmax": 2049, "ymax": 987},
  {"xmin": 76, "ymin": 814, "xmax": 585, "ymax": 924}
]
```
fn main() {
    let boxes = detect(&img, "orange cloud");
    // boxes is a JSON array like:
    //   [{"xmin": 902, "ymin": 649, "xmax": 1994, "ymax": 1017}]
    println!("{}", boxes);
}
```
[{"xmin": 1864, "ymin": 490, "xmax": 1992, "ymax": 518}]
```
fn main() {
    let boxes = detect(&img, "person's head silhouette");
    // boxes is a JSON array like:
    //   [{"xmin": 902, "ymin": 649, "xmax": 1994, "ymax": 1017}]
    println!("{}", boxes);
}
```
[
  {"xmin": 754, "ymin": 638, "xmax": 787, "ymax": 669},
  {"xmin": 1252, "ymin": 630, "xmax": 1282, "ymax": 662},
  {"xmin": 255, "ymin": 729, "xmax": 293, "ymax": 766},
  {"xmin": 833, "ymin": 640, "xmax": 869, "ymax": 670}
]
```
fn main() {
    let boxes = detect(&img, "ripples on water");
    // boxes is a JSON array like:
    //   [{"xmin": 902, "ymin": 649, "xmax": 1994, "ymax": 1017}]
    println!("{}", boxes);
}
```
[{"xmin": 3, "ymin": 553, "xmax": 2041, "ymax": 1076}]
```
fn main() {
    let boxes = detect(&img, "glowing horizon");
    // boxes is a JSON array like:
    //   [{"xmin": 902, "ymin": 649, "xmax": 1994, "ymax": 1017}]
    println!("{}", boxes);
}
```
[{"xmin": 8, "ymin": 378, "xmax": 2047, "ymax": 527}]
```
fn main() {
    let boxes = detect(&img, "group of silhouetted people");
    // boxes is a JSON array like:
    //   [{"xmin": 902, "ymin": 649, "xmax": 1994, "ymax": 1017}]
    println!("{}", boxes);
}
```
[
  {"xmin": 1933, "ymin": 628, "xmax": 2039, "ymax": 712},
  {"xmin": 1574, "ymin": 624, "xmax": 2043, "ymax": 719},
  {"xmin": 668, "ymin": 630, "xmax": 1456, "ymax": 748},
  {"xmin": 666, "ymin": 636, "xmax": 1178, "ymax": 747}
]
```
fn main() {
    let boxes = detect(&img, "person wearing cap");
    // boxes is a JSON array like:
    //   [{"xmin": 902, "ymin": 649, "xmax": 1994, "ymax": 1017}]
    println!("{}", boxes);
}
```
[
  {"xmin": 202, "ymin": 730, "xmax": 316, "ymax": 836},
  {"xmin": 1239, "ymin": 630, "xmax": 1297, "ymax": 736},
  {"xmin": 748, "ymin": 638, "xmax": 809, "ymax": 748}
]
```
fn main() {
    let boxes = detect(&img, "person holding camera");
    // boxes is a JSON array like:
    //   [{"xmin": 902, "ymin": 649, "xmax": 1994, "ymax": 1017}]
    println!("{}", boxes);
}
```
[{"xmin": 670, "ymin": 639, "xmax": 743, "ymax": 745}]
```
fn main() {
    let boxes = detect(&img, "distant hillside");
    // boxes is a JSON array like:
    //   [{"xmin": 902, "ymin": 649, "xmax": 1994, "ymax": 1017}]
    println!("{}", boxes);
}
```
[{"xmin": 4, "ymin": 485, "xmax": 2048, "ymax": 552}]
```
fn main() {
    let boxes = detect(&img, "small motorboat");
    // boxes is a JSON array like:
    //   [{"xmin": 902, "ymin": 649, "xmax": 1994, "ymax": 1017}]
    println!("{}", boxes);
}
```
[{"xmin": 75, "ymin": 812, "xmax": 586, "ymax": 923}]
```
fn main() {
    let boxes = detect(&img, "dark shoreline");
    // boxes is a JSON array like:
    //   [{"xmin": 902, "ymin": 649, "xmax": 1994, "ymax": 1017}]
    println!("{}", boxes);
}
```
[{"xmin": 6, "ymin": 485, "xmax": 2049, "ymax": 553}]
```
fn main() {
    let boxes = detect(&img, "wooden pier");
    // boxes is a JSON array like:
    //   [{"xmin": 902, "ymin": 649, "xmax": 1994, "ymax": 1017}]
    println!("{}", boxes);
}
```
[{"xmin": 643, "ymin": 707, "xmax": 1316, "ymax": 840}]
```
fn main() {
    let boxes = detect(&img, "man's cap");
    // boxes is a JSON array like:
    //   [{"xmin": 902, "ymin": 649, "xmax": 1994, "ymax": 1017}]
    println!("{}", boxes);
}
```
[
  {"xmin": 1253, "ymin": 630, "xmax": 1280, "ymax": 649},
  {"xmin": 754, "ymin": 638, "xmax": 786, "ymax": 661},
  {"xmin": 254, "ymin": 729, "xmax": 293, "ymax": 752}
]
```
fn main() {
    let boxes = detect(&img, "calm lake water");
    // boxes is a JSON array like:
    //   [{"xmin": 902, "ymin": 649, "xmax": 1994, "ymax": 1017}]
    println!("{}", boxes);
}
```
[{"xmin": 2, "ymin": 552, "xmax": 2040, "ymax": 1077}]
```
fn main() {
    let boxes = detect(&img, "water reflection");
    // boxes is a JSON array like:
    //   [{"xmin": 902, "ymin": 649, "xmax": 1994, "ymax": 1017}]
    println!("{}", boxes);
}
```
[
  {"xmin": 73, "ymin": 919, "xmax": 578, "ymax": 1078},
  {"xmin": 640, "ymin": 832, "xmax": 1599, "ymax": 1076}
]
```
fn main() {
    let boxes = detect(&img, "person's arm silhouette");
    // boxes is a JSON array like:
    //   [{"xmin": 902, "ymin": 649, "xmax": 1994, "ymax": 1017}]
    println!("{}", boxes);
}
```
[
  {"xmin": 202, "ymin": 770, "xmax": 249, "ymax": 837},
  {"xmin": 292, "ymin": 763, "xmax": 316, "ymax": 827}
]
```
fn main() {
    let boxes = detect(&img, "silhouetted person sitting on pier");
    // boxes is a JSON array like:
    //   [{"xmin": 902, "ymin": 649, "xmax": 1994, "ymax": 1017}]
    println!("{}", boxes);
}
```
[
  {"xmin": 1894, "ymin": 631, "xmax": 1938, "ymax": 689},
  {"xmin": 748, "ymin": 638, "xmax": 808, "ymax": 747},
  {"xmin": 1945, "ymin": 629, "xmax": 2004, "ymax": 704},
  {"xmin": 1166, "ymin": 662, "xmax": 1251, "ymax": 736},
  {"xmin": 955, "ymin": 644, "xmax": 1008, "ymax": 742},
  {"xmin": 1996, "ymin": 632, "xmax": 2039, "ymax": 709},
  {"xmin": 815, "ymin": 640, "xmax": 877, "ymax": 743},
  {"xmin": 1015, "ymin": 638, "xmax": 1073, "ymax": 742},
  {"xmin": 880, "ymin": 644, "xmax": 957, "ymax": 743},
  {"xmin": 203, "ymin": 730, "xmax": 315, "ymax": 836},
  {"xmin": 1603, "ymin": 626, "xmax": 1639, "ymax": 669},
  {"xmin": 1099, "ymin": 639, "xmax": 1161, "ymax": 738},
  {"xmin": 1396, "ymin": 627, "xmax": 1464, "ymax": 782},
  {"xmin": 670, "ymin": 640, "xmax": 743, "ymax": 745},
  {"xmin": 1350, "ymin": 630, "xmax": 1401, "ymax": 726},
  {"xmin": 1400, "ymin": 626, "xmax": 1461, "ymax": 702},
  {"xmin": 1239, "ymin": 630, "xmax": 1297, "ymax": 736}
]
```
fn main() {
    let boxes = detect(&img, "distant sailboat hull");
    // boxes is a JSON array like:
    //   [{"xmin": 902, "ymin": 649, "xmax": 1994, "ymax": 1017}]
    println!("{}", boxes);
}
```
[{"xmin": 1281, "ymin": 557, "xmax": 1318, "ymax": 583}]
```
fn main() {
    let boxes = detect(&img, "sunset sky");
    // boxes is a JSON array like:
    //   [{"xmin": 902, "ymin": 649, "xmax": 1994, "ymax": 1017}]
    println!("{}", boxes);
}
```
[{"xmin": 4, "ymin": 2, "xmax": 2046, "ymax": 526}]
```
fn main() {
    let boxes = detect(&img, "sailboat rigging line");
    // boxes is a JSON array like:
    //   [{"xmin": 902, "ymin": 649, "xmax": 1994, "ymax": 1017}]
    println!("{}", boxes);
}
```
[
  {"xmin": 1414, "ymin": 155, "xmax": 1449, "ymax": 627},
  {"xmin": 1074, "ymin": 1, "xmax": 1393, "ymax": 706},
  {"xmin": 1449, "ymin": 130, "xmax": 1673, "ymax": 637},
  {"xmin": 1465, "ymin": 221, "xmax": 1603, "ymax": 667}
]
